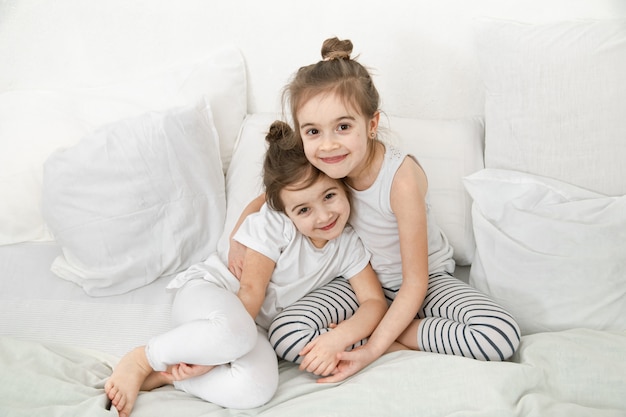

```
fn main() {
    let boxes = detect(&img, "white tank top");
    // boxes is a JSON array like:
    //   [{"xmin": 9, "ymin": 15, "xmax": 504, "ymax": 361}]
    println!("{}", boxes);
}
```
[{"xmin": 347, "ymin": 145, "xmax": 454, "ymax": 289}]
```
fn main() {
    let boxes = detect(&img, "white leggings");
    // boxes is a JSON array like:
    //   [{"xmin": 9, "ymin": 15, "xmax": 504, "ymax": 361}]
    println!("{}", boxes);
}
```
[
  {"xmin": 269, "ymin": 273, "xmax": 521, "ymax": 363},
  {"xmin": 145, "ymin": 279, "xmax": 278, "ymax": 409}
]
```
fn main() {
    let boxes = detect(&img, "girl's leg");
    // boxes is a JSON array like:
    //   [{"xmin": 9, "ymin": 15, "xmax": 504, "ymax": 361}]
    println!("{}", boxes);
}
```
[
  {"xmin": 404, "ymin": 273, "xmax": 521, "ymax": 361},
  {"xmin": 268, "ymin": 277, "xmax": 365, "ymax": 363},
  {"xmin": 105, "ymin": 346, "xmax": 155, "ymax": 417},
  {"xmin": 146, "ymin": 279, "xmax": 258, "ymax": 370},
  {"xmin": 106, "ymin": 279, "xmax": 259, "ymax": 415},
  {"xmin": 174, "ymin": 328, "xmax": 279, "ymax": 409}
]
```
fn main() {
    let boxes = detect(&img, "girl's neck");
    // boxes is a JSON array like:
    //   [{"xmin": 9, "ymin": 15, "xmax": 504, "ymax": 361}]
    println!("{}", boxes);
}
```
[{"xmin": 345, "ymin": 141, "xmax": 384, "ymax": 191}]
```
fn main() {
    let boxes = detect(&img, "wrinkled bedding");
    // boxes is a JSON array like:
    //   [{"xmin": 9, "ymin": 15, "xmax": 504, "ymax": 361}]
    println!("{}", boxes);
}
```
[
  {"xmin": 1, "ymin": 329, "xmax": 624, "ymax": 417},
  {"xmin": 2, "ymin": 3, "xmax": 626, "ymax": 417}
]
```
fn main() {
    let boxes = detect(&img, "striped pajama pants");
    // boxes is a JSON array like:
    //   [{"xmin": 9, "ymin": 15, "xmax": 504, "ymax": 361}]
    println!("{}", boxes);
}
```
[{"xmin": 268, "ymin": 273, "xmax": 520, "ymax": 363}]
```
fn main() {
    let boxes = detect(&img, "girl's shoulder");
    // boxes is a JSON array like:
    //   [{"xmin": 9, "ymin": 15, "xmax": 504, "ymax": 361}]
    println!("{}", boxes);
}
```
[
  {"xmin": 390, "ymin": 151, "xmax": 428, "ymax": 200},
  {"xmin": 384, "ymin": 144, "xmax": 407, "ymax": 162},
  {"xmin": 240, "ymin": 204, "xmax": 296, "ymax": 244},
  {"xmin": 384, "ymin": 144, "xmax": 421, "ymax": 171}
]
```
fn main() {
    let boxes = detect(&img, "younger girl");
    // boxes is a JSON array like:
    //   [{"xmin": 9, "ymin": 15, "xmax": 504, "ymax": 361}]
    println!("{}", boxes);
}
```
[
  {"xmin": 230, "ymin": 38, "xmax": 521, "ymax": 383},
  {"xmin": 105, "ymin": 121, "xmax": 386, "ymax": 417}
]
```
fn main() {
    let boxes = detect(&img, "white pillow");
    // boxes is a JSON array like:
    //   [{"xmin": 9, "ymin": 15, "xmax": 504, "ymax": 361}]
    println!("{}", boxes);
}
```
[
  {"xmin": 387, "ymin": 117, "xmax": 485, "ymax": 266},
  {"xmin": 474, "ymin": 18, "xmax": 626, "ymax": 196},
  {"xmin": 42, "ymin": 99, "xmax": 226, "ymax": 296},
  {"xmin": 217, "ymin": 114, "xmax": 484, "ymax": 267},
  {"xmin": 464, "ymin": 168, "xmax": 626, "ymax": 335},
  {"xmin": 216, "ymin": 113, "xmax": 278, "ymax": 261},
  {"xmin": 0, "ymin": 45, "xmax": 245, "ymax": 245}
]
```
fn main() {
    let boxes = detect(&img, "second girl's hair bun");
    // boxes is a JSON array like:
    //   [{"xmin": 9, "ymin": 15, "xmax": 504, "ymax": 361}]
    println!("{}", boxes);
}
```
[
  {"xmin": 321, "ymin": 37, "xmax": 353, "ymax": 61},
  {"xmin": 265, "ymin": 120, "xmax": 294, "ymax": 144}
]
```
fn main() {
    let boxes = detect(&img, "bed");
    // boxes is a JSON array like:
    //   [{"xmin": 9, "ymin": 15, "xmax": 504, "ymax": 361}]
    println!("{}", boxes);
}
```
[{"xmin": 1, "ymin": 1, "xmax": 625, "ymax": 416}]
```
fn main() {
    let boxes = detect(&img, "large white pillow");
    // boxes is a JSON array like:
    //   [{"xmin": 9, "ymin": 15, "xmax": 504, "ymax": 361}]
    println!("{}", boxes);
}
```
[
  {"xmin": 42, "ymin": 99, "xmax": 226, "ymax": 296},
  {"xmin": 386, "ymin": 117, "xmax": 484, "ymax": 266},
  {"xmin": 474, "ymin": 18, "xmax": 626, "ymax": 196},
  {"xmin": 464, "ymin": 168, "xmax": 626, "ymax": 335},
  {"xmin": 0, "ymin": 45, "xmax": 245, "ymax": 245},
  {"xmin": 216, "ymin": 114, "xmax": 484, "ymax": 267}
]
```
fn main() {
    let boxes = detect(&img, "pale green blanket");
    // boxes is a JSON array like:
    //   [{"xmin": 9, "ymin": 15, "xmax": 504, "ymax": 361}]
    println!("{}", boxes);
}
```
[{"xmin": 1, "ymin": 329, "xmax": 625, "ymax": 417}]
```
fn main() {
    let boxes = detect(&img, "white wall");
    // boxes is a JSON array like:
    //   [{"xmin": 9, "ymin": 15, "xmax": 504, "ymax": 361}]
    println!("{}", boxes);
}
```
[{"xmin": 1, "ymin": 0, "xmax": 624, "ymax": 119}]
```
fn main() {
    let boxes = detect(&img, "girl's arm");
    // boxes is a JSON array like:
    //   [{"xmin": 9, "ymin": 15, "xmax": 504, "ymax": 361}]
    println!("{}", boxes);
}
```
[
  {"xmin": 319, "ymin": 158, "xmax": 430, "ymax": 382},
  {"xmin": 237, "ymin": 246, "xmax": 275, "ymax": 319},
  {"xmin": 228, "ymin": 194, "xmax": 265, "ymax": 278},
  {"xmin": 298, "ymin": 263, "xmax": 388, "ymax": 377}
]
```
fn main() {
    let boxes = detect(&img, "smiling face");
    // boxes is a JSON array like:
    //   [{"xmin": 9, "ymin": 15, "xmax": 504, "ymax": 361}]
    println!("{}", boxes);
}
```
[
  {"xmin": 297, "ymin": 91, "xmax": 379, "ymax": 182},
  {"xmin": 280, "ymin": 174, "xmax": 351, "ymax": 248}
]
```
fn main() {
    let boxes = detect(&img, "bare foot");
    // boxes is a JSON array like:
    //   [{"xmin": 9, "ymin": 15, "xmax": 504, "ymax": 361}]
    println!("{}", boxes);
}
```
[
  {"xmin": 105, "ymin": 346, "xmax": 153, "ymax": 417},
  {"xmin": 141, "ymin": 370, "xmax": 174, "ymax": 391}
]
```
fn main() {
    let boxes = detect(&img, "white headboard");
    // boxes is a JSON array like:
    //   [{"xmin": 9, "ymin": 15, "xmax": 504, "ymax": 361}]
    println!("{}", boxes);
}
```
[{"xmin": 1, "ymin": 0, "xmax": 623, "ymax": 119}]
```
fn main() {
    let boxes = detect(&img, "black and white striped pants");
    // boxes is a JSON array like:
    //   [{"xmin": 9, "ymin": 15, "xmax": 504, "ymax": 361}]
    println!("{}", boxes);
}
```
[{"xmin": 268, "ymin": 273, "xmax": 520, "ymax": 364}]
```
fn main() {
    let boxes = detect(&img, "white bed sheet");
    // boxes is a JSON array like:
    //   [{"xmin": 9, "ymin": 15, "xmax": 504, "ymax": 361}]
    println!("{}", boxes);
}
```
[
  {"xmin": 0, "ymin": 242, "xmax": 174, "ymax": 357},
  {"xmin": 1, "ymin": 242, "xmax": 625, "ymax": 417},
  {"xmin": 2, "ymin": 329, "xmax": 625, "ymax": 417}
]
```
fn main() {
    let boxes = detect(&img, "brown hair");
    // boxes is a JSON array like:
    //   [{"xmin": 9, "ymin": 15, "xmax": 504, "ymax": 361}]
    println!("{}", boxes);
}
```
[
  {"xmin": 282, "ymin": 37, "xmax": 381, "ymax": 166},
  {"xmin": 283, "ymin": 38, "xmax": 380, "ymax": 121},
  {"xmin": 263, "ymin": 120, "xmax": 325, "ymax": 212}
]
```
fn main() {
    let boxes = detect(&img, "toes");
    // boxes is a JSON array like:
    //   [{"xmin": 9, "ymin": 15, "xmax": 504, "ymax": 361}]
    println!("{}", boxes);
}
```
[
  {"xmin": 104, "ymin": 380, "xmax": 113, "ymax": 395},
  {"xmin": 114, "ymin": 393, "xmax": 126, "ymax": 410},
  {"xmin": 118, "ymin": 402, "xmax": 131, "ymax": 417},
  {"xmin": 105, "ymin": 385, "xmax": 117, "ymax": 401}
]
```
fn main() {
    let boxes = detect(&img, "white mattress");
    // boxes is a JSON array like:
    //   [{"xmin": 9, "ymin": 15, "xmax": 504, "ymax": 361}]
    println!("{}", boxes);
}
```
[{"xmin": 0, "ymin": 242, "xmax": 174, "ymax": 357}]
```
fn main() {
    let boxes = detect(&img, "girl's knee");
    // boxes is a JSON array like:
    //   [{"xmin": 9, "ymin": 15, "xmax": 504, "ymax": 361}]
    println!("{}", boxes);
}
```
[
  {"xmin": 472, "ymin": 321, "xmax": 521, "ymax": 361},
  {"xmin": 268, "ymin": 319, "xmax": 320, "ymax": 363}
]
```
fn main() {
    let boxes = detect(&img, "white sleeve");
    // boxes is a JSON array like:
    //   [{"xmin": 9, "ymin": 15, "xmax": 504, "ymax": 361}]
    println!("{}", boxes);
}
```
[{"xmin": 233, "ymin": 204, "xmax": 294, "ymax": 263}]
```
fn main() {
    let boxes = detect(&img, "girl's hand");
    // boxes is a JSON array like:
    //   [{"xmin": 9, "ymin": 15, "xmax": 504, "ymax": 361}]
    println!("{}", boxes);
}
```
[
  {"xmin": 228, "ymin": 194, "xmax": 266, "ymax": 280},
  {"xmin": 163, "ymin": 363, "xmax": 215, "ymax": 382},
  {"xmin": 315, "ymin": 345, "xmax": 378, "ymax": 383},
  {"xmin": 228, "ymin": 238, "xmax": 246, "ymax": 279},
  {"xmin": 298, "ymin": 331, "xmax": 343, "ymax": 377}
]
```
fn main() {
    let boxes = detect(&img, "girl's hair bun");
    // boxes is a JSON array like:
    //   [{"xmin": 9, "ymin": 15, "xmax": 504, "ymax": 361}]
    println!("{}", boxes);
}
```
[
  {"xmin": 265, "ymin": 120, "xmax": 294, "ymax": 144},
  {"xmin": 321, "ymin": 37, "xmax": 352, "ymax": 61}
]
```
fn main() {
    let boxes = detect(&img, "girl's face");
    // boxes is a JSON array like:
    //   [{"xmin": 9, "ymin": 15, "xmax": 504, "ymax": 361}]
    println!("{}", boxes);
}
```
[
  {"xmin": 280, "ymin": 174, "xmax": 350, "ymax": 248},
  {"xmin": 297, "ymin": 91, "xmax": 379, "ymax": 181}
]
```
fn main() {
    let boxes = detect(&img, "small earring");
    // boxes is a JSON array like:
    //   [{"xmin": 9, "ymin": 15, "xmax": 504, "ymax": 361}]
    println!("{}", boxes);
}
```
[{"xmin": 370, "ymin": 132, "xmax": 376, "ymax": 139}]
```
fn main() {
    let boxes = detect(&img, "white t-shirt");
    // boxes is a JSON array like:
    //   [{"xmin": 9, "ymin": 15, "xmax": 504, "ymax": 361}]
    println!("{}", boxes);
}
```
[{"xmin": 168, "ymin": 203, "xmax": 371, "ymax": 330}]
